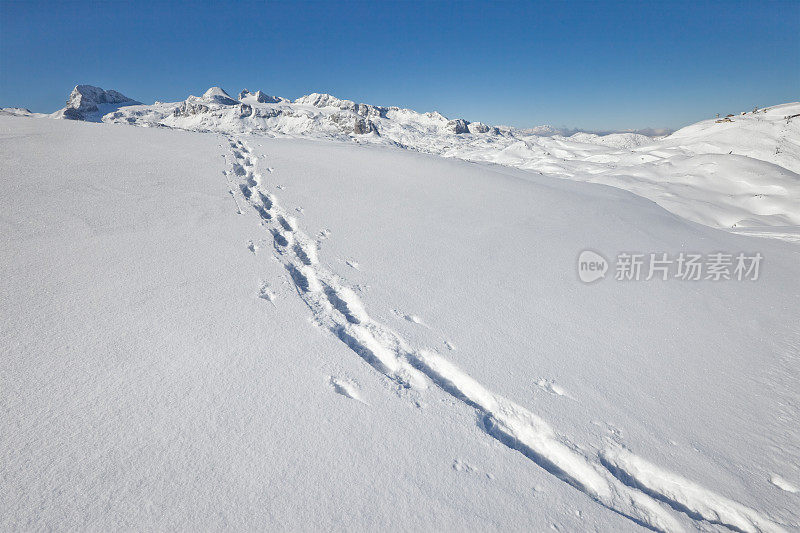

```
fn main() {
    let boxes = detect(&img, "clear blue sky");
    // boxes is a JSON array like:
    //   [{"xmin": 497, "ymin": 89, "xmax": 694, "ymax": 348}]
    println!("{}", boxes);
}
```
[{"xmin": 1, "ymin": 0, "xmax": 798, "ymax": 130}]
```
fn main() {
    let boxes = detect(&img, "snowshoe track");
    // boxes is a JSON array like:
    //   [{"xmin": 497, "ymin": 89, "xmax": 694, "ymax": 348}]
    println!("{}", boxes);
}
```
[{"xmin": 224, "ymin": 136, "xmax": 785, "ymax": 533}]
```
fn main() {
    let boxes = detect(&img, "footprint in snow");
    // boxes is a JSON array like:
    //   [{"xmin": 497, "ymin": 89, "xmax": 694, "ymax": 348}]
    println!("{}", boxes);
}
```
[
  {"xmin": 258, "ymin": 282, "xmax": 276, "ymax": 305},
  {"xmin": 770, "ymin": 474, "xmax": 798, "ymax": 493},
  {"xmin": 403, "ymin": 314, "xmax": 424, "ymax": 325},
  {"xmin": 453, "ymin": 459, "xmax": 491, "ymax": 479},
  {"xmin": 328, "ymin": 377, "xmax": 366, "ymax": 404},
  {"xmin": 535, "ymin": 378, "xmax": 568, "ymax": 398},
  {"xmin": 444, "ymin": 340, "xmax": 456, "ymax": 351},
  {"xmin": 598, "ymin": 422, "xmax": 624, "ymax": 444},
  {"xmin": 392, "ymin": 309, "xmax": 425, "ymax": 326},
  {"xmin": 452, "ymin": 459, "xmax": 477, "ymax": 473}
]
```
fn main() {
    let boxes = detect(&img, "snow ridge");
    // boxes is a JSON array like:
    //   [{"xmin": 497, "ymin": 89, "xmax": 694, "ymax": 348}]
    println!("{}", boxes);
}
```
[
  {"xmin": 239, "ymin": 89, "xmax": 286, "ymax": 104},
  {"xmin": 225, "ymin": 137, "xmax": 786, "ymax": 533}
]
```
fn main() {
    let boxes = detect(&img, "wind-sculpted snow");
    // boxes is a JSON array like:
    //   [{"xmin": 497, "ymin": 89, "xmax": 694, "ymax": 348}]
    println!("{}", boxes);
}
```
[{"xmin": 48, "ymin": 85, "xmax": 800, "ymax": 235}]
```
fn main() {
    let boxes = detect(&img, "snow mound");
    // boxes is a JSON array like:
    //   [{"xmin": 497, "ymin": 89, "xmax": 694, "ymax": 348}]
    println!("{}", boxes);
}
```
[
  {"xmin": 518, "ymin": 124, "xmax": 565, "ymax": 136},
  {"xmin": 568, "ymin": 131, "xmax": 653, "ymax": 149}
]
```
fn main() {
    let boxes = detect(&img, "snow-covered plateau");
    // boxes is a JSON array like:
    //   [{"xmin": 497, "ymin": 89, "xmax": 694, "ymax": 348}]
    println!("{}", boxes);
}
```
[{"xmin": 1, "ymin": 85, "xmax": 799, "ymax": 531}]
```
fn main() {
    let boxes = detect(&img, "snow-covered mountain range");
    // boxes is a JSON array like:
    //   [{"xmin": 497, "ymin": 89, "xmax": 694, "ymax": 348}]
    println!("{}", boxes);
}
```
[
  {"xmin": 57, "ymin": 84, "xmax": 660, "ymax": 145},
  {"xmin": 5, "ymin": 84, "xmax": 800, "ymax": 235}
]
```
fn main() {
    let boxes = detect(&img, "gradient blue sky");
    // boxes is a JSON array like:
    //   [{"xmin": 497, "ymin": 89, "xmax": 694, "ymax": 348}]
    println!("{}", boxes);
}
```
[{"xmin": 1, "ymin": 0, "xmax": 798, "ymax": 130}]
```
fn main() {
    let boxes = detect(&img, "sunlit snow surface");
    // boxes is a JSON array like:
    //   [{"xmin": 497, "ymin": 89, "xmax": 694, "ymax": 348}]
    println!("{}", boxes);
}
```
[
  {"xmin": 57, "ymin": 87, "xmax": 800, "ymax": 236},
  {"xmin": 1, "ymin": 98, "xmax": 799, "ymax": 531}
]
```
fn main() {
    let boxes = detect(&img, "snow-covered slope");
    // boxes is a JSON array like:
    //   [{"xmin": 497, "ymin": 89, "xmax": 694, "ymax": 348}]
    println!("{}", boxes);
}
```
[
  {"xmin": 43, "ymin": 85, "xmax": 800, "ymax": 235},
  {"xmin": 1, "ymin": 114, "xmax": 799, "ymax": 531}
]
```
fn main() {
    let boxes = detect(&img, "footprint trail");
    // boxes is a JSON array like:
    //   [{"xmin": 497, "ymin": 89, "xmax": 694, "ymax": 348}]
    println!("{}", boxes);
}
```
[{"xmin": 224, "ymin": 136, "xmax": 784, "ymax": 533}]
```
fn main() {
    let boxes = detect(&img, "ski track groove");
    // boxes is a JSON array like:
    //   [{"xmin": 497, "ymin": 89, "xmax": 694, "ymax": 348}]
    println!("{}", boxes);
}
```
[{"xmin": 224, "ymin": 136, "xmax": 785, "ymax": 533}]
